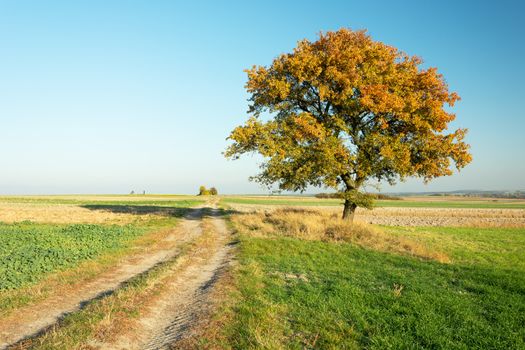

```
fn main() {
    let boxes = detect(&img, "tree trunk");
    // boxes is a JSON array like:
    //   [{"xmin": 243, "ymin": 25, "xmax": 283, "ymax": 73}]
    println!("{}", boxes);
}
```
[{"xmin": 342, "ymin": 199, "xmax": 357, "ymax": 222}]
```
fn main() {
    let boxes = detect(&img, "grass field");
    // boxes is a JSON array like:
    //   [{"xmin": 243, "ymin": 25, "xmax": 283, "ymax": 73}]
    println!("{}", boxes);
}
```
[
  {"xmin": 197, "ymin": 206, "xmax": 525, "ymax": 349},
  {"xmin": 221, "ymin": 196, "xmax": 525, "ymax": 209}
]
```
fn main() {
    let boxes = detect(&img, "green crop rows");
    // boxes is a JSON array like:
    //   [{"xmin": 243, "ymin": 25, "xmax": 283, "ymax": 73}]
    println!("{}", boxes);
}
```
[{"xmin": 0, "ymin": 222, "xmax": 144, "ymax": 290}]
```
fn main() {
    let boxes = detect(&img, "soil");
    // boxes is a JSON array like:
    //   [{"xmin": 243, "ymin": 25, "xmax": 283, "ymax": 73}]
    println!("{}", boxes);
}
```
[{"xmin": 97, "ymin": 209, "xmax": 232, "ymax": 349}]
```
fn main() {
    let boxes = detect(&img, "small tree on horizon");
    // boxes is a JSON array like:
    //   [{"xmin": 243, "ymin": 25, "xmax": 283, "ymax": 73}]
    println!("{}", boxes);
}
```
[
  {"xmin": 199, "ymin": 185, "xmax": 218, "ymax": 195},
  {"xmin": 225, "ymin": 28, "xmax": 472, "ymax": 222},
  {"xmin": 198, "ymin": 185, "xmax": 209, "ymax": 196}
]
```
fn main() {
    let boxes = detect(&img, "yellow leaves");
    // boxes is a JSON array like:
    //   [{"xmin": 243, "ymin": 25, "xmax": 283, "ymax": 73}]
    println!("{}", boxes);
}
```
[
  {"xmin": 291, "ymin": 113, "xmax": 326, "ymax": 141},
  {"xmin": 245, "ymin": 65, "xmax": 291, "ymax": 101},
  {"xmin": 226, "ymin": 27, "xmax": 472, "ymax": 200}
]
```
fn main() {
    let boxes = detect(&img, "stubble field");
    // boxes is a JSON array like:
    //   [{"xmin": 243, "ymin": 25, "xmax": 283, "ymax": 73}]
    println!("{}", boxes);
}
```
[{"xmin": 223, "ymin": 195, "xmax": 525, "ymax": 227}]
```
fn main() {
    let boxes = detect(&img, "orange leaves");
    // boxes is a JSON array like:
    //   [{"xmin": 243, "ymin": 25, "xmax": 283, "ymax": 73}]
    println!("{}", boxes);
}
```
[
  {"xmin": 226, "ymin": 28, "xmax": 471, "ymax": 202},
  {"xmin": 291, "ymin": 113, "xmax": 326, "ymax": 141},
  {"xmin": 360, "ymin": 84, "xmax": 405, "ymax": 114}
]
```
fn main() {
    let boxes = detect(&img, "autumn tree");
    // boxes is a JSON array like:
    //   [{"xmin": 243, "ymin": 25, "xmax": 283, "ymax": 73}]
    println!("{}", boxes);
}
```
[
  {"xmin": 198, "ymin": 185, "xmax": 210, "ymax": 196},
  {"xmin": 225, "ymin": 29, "xmax": 472, "ymax": 221},
  {"xmin": 210, "ymin": 187, "xmax": 218, "ymax": 195}
]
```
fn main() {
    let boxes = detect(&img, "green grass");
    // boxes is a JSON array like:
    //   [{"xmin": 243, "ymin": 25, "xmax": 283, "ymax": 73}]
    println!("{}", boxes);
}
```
[
  {"xmin": 221, "ymin": 197, "xmax": 525, "ymax": 209},
  {"xmin": 0, "ymin": 222, "xmax": 146, "ymax": 290},
  {"xmin": 382, "ymin": 226, "xmax": 525, "ymax": 270},
  {"xmin": 212, "ymin": 226, "xmax": 525, "ymax": 349}
]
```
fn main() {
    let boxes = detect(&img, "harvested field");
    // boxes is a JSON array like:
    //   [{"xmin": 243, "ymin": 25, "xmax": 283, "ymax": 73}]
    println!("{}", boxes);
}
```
[
  {"xmin": 226, "ymin": 203, "xmax": 525, "ymax": 227},
  {"xmin": 0, "ymin": 195, "xmax": 199, "ymax": 203},
  {"xmin": 0, "ymin": 202, "xmax": 157, "ymax": 225}
]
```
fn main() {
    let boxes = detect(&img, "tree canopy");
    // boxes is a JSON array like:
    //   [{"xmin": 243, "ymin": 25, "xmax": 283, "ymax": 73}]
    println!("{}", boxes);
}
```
[{"xmin": 225, "ymin": 28, "xmax": 472, "ymax": 220}]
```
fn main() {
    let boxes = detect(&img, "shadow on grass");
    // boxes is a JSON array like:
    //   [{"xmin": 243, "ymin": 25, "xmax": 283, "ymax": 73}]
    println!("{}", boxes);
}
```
[{"xmin": 81, "ymin": 204, "xmax": 239, "ymax": 220}]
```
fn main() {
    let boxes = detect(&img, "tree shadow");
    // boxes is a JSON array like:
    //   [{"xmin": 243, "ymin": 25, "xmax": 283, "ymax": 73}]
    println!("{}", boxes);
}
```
[{"xmin": 81, "ymin": 204, "xmax": 239, "ymax": 220}]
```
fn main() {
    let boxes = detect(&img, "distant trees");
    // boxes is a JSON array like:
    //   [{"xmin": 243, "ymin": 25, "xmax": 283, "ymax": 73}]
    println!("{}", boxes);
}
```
[
  {"xmin": 129, "ymin": 190, "xmax": 146, "ymax": 195},
  {"xmin": 198, "ymin": 185, "xmax": 218, "ymax": 196}
]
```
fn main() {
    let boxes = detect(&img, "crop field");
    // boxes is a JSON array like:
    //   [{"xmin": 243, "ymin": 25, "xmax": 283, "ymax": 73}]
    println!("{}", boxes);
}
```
[
  {"xmin": 0, "ymin": 195, "xmax": 202, "ymax": 224},
  {"xmin": 0, "ymin": 222, "xmax": 147, "ymax": 290},
  {"xmin": 1, "ymin": 194, "xmax": 524, "ymax": 349},
  {"xmin": 0, "ymin": 195, "xmax": 202, "ymax": 317}
]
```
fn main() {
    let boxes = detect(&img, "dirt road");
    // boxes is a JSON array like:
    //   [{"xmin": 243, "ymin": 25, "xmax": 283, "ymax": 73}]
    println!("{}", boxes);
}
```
[
  {"xmin": 0, "ymin": 203, "xmax": 232, "ymax": 349},
  {"xmin": 102, "ymin": 209, "xmax": 232, "ymax": 349}
]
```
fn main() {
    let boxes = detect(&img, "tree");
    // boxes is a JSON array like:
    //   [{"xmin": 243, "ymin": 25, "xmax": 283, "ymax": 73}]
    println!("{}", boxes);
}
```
[
  {"xmin": 225, "ymin": 28, "xmax": 472, "ymax": 221},
  {"xmin": 198, "ymin": 185, "xmax": 209, "ymax": 196},
  {"xmin": 210, "ymin": 187, "xmax": 218, "ymax": 195}
]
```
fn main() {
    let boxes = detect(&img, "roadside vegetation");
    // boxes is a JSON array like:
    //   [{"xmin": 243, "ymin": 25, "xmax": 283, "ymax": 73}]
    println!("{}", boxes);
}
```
[
  {"xmin": 198, "ymin": 186, "xmax": 219, "ymax": 196},
  {"xmin": 232, "ymin": 208, "xmax": 449, "ymax": 262}
]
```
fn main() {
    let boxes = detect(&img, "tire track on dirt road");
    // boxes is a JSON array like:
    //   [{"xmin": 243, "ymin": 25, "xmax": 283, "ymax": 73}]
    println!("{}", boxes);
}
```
[{"xmin": 97, "ymin": 207, "xmax": 233, "ymax": 350}]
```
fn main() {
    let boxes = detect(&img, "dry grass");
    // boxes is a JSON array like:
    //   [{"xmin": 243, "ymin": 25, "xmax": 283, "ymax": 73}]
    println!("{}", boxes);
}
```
[
  {"xmin": 0, "ymin": 202, "xmax": 163, "ymax": 225},
  {"xmin": 232, "ymin": 208, "xmax": 450, "ymax": 263},
  {"xmin": 392, "ymin": 283, "xmax": 404, "ymax": 297},
  {"xmin": 227, "ymin": 203, "xmax": 525, "ymax": 228}
]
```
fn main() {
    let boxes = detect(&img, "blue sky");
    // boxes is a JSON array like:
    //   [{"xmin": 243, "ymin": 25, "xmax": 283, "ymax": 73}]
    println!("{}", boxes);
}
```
[{"xmin": 0, "ymin": 0, "xmax": 523, "ymax": 194}]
